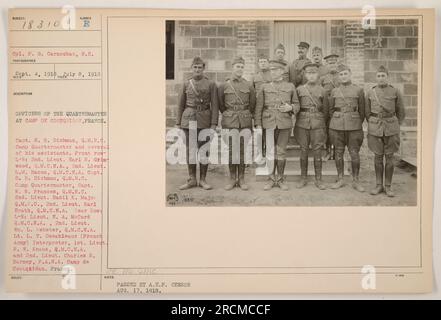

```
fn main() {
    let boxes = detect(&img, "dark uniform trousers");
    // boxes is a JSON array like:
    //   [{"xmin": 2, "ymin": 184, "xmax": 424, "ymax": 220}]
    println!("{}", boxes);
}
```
[
  {"xmin": 294, "ymin": 84, "xmax": 329, "ymax": 182},
  {"xmin": 328, "ymin": 82, "xmax": 365, "ymax": 182},
  {"xmin": 218, "ymin": 77, "xmax": 256, "ymax": 185},
  {"xmin": 176, "ymin": 76, "xmax": 219, "ymax": 186},
  {"xmin": 252, "ymin": 70, "xmax": 272, "ymax": 158},
  {"xmin": 365, "ymin": 84, "xmax": 405, "ymax": 190},
  {"xmin": 255, "ymin": 80, "xmax": 300, "ymax": 182},
  {"xmin": 320, "ymin": 71, "xmax": 340, "ymax": 157}
]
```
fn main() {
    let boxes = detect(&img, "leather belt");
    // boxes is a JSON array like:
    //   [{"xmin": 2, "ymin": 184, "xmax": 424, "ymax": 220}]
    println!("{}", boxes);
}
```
[
  {"xmin": 264, "ymin": 105, "xmax": 283, "ymax": 111},
  {"xmin": 370, "ymin": 112, "xmax": 396, "ymax": 118},
  {"xmin": 300, "ymin": 107, "xmax": 319, "ymax": 112},
  {"xmin": 227, "ymin": 105, "xmax": 247, "ymax": 111},
  {"xmin": 186, "ymin": 105, "xmax": 210, "ymax": 111}
]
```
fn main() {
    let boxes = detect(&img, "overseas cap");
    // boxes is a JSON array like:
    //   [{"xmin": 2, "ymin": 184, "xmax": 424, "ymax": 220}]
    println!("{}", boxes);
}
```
[{"xmin": 298, "ymin": 41, "xmax": 310, "ymax": 49}]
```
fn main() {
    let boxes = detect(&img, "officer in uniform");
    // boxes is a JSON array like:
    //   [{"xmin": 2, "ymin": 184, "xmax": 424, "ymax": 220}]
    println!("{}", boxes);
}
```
[
  {"xmin": 273, "ymin": 43, "xmax": 290, "ymax": 82},
  {"xmin": 320, "ymin": 53, "xmax": 340, "ymax": 160},
  {"xmin": 255, "ymin": 60, "xmax": 300, "ymax": 191},
  {"xmin": 289, "ymin": 41, "xmax": 311, "ymax": 87},
  {"xmin": 176, "ymin": 56, "xmax": 219, "ymax": 190},
  {"xmin": 252, "ymin": 54, "xmax": 272, "ymax": 92},
  {"xmin": 252, "ymin": 54, "xmax": 272, "ymax": 158},
  {"xmin": 365, "ymin": 65, "xmax": 405, "ymax": 197},
  {"xmin": 218, "ymin": 57, "xmax": 256, "ymax": 191},
  {"xmin": 295, "ymin": 62, "xmax": 329, "ymax": 190},
  {"xmin": 328, "ymin": 64, "xmax": 366, "ymax": 192}
]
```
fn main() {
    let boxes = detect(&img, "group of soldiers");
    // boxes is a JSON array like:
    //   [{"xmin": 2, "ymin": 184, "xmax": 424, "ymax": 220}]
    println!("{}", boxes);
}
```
[{"xmin": 175, "ymin": 41, "xmax": 405, "ymax": 197}]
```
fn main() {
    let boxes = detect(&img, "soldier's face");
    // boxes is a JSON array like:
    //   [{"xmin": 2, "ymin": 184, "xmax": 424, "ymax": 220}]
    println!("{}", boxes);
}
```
[
  {"xmin": 258, "ymin": 59, "xmax": 269, "ymax": 70},
  {"xmin": 305, "ymin": 69, "xmax": 319, "ymax": 83},
  {"xmin": 270, "ymin": 67, "xmax": 283, "ymax": 80},
  {"xmin": 232, "ymin": 63, "xmax": 244, "ymax": 77},
  {"xmin": 191, "ymin": 63, "xmax": 205, "ymax": 77},
  {"xmin": 338, "ymin": 70, "xmax": 351, "ymax": 83},
  {"xmin": 312, "ymin": 52, "xmax": 322, "ymax": 63},
  {"xmin": 326, "ymin": 58, "xmax": 338, "ymax": 71},
  {"xmin": 275, "ymin": 49, "xmax": 285, "ymax": 60},
  {"xmin": 376, "ymin": 72, "xmax": 388, "ymax": 86},
  {"xmin": 298, "ymin": 46, "xmax": 308, "ymax": 57}
]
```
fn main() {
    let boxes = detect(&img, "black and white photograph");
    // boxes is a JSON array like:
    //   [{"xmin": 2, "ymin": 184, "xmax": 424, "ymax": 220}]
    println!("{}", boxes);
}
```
[{"xmin": 165, "ymin": 18, "xmax": 420, "ymax": 207}]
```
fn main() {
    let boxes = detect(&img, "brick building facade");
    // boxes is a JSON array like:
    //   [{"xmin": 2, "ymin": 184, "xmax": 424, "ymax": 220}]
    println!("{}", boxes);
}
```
[{"xmin": 166, "ymin": 19, "xmax": 419, "ymax": 164}]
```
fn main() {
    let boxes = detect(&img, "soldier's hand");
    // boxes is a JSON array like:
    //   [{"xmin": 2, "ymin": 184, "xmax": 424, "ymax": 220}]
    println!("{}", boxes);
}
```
[
  {"xmin": 279, "ymin": 103, "xmax": 293, "ymax": 113},
  {"xmin": 292, "ymin": 104, "xmax": 300, "ymax": 114},
  {"xmin": 255, "ymin": 125, "xmax": 262, "ymax": 129},
  {"xmin": 210, "ymin": 124, "xmax": 217, "ymax": 130}
]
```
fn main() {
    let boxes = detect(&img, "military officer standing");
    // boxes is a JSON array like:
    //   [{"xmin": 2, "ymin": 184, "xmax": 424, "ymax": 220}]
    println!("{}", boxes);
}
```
[
  {"xmin": 320, "ymin": 53, "xmax": 340, "ymax": 160},
  {"xmin": 218, "ymin": 57, "xmax": 256, "ymax": 191},
  {"xmin": 328, "ymin": 64, "xmax": 366, "ymax": 192},
  {"xmin": 176, "ymin": 56, "xmax": 219, "ymax": 190},
  {"xmin": 295, "ymin": 62, "xmax": 329, "ymax": 190},
  {"xmin": 273, "ymin": 43, "xmax": 290, "ymax": 82},
  {"xmin": 365, "ymin": 65, "xmax": 405, "ymax": 197},
  {"xmin": 255, "ymin": 60, "xmax": 300, "ymax": 191},
  {"xmin": 289, "ymin": 41, "xmax": 311, "ymax": 87},
  {"xmin": 252, "ymin": 54, "xmax": 272, "ymax": 158},
  {"xmin": 252, "ymin": 54, "xmax": 272, "ymax": 92}
]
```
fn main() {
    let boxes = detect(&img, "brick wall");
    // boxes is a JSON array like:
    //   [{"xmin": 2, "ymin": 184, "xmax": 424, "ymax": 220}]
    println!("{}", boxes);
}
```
[
  {"xmin": 330, "ymin": 20, "xmax": 345, "ymax": 61},
  {"xmin": 363, "ymin": 19, "xmax": 419, "ymax": 162}
]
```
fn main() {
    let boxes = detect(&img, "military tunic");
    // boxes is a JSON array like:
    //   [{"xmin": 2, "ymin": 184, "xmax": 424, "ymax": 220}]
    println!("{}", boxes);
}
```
[
  {"xmin": 255, "ymin": 80, "xmax": 300, "ymax": 160},
  {"xmin": 176, "ymin": 76, "xmax": 219, "ymax": 129},
  {"xmin": 218, "ymin": 76, "xmax": 255, "ymax": 164},
  {"xmin": 365, "ymin": 84, "xmax": 405, "ymax": 155},
  {"xmin": 294, "ymin": 84, "xmax": 329, "ymax": 151},
  {"xmin": 328, "ymin": 82, "xmax": 365, "ymax": 151},
  {"xmin": 255, "ymin": 80, "xmax": 299, "ymax": 130},
  {"xmin": 218, "ymin": 76, "xmax": 256, "ymax": 129},
  {"xmin": 289, "ymin": 57, "xmax": 311, "ymax": 87}
]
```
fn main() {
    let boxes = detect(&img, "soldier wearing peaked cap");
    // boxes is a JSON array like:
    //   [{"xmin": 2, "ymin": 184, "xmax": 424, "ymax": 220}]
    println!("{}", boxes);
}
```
[
  {"xmin": 255, "ymin": 59, "xmax": 300, "ymax": 191},
  {"xmin": 365, "ymin": 65, "xmax": 406, "ymax": 197},
  {"xmin": 328, "ymin": 64, "xmax": 366, "ymax": 192},
  {"xmin": 176, "ymin": 56, "xmax": 219, "ymax": 191},
  {"xmin": 218, "ymin": 56, "xmax": 256, "ymax": 191},
  {"xmin": 289, "ymin": 41, "xmax": 312, "ymax": 87},
  {"xmin": 273, "ymin": 43, "xmax": 290, "ymax": 82},
  {"xmin": 294, "ymin": 62, "xmax": 329, "ymax": 190}
]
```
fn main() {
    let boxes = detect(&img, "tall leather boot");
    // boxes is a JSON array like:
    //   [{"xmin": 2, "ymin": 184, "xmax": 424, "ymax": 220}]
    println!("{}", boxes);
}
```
[
  {"xmin": 264, "ymin": 160, "xmax": 276, "ymax": 191},
  {"xmin": 199, "ymin": 164, "xmax": 212, "ymax": 190},
  {"xmin": 277, "ymin": 159, "xmax": 289, "ymax": 191},
  {"xmin": 331, "ymin": 151, "xmax": 345, "ymax": 189},
  {"xmin": 179, "ymin": 164, "xmax": 198, "ymax": 190},
  {"xmin": 384, "ymin": 154, "xmax": 395, "ymax": 197},
  {"xmin": 296, "ymin": 150, "xmax": 308, "ymax": 189},
  {"xmin": 370, "ymin": 154, "xmax": 384, "ymax": 195},
  {"xmin": 224, "ymin": 164, "xmax": 237, "ymax": 191},
  {"xmin": 314, "ymin": 151, "xmax": 326, "ymax": 190},
  {"xmin": 350, "ymin": 151, "xmax": 365, "ymax": 192}
]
